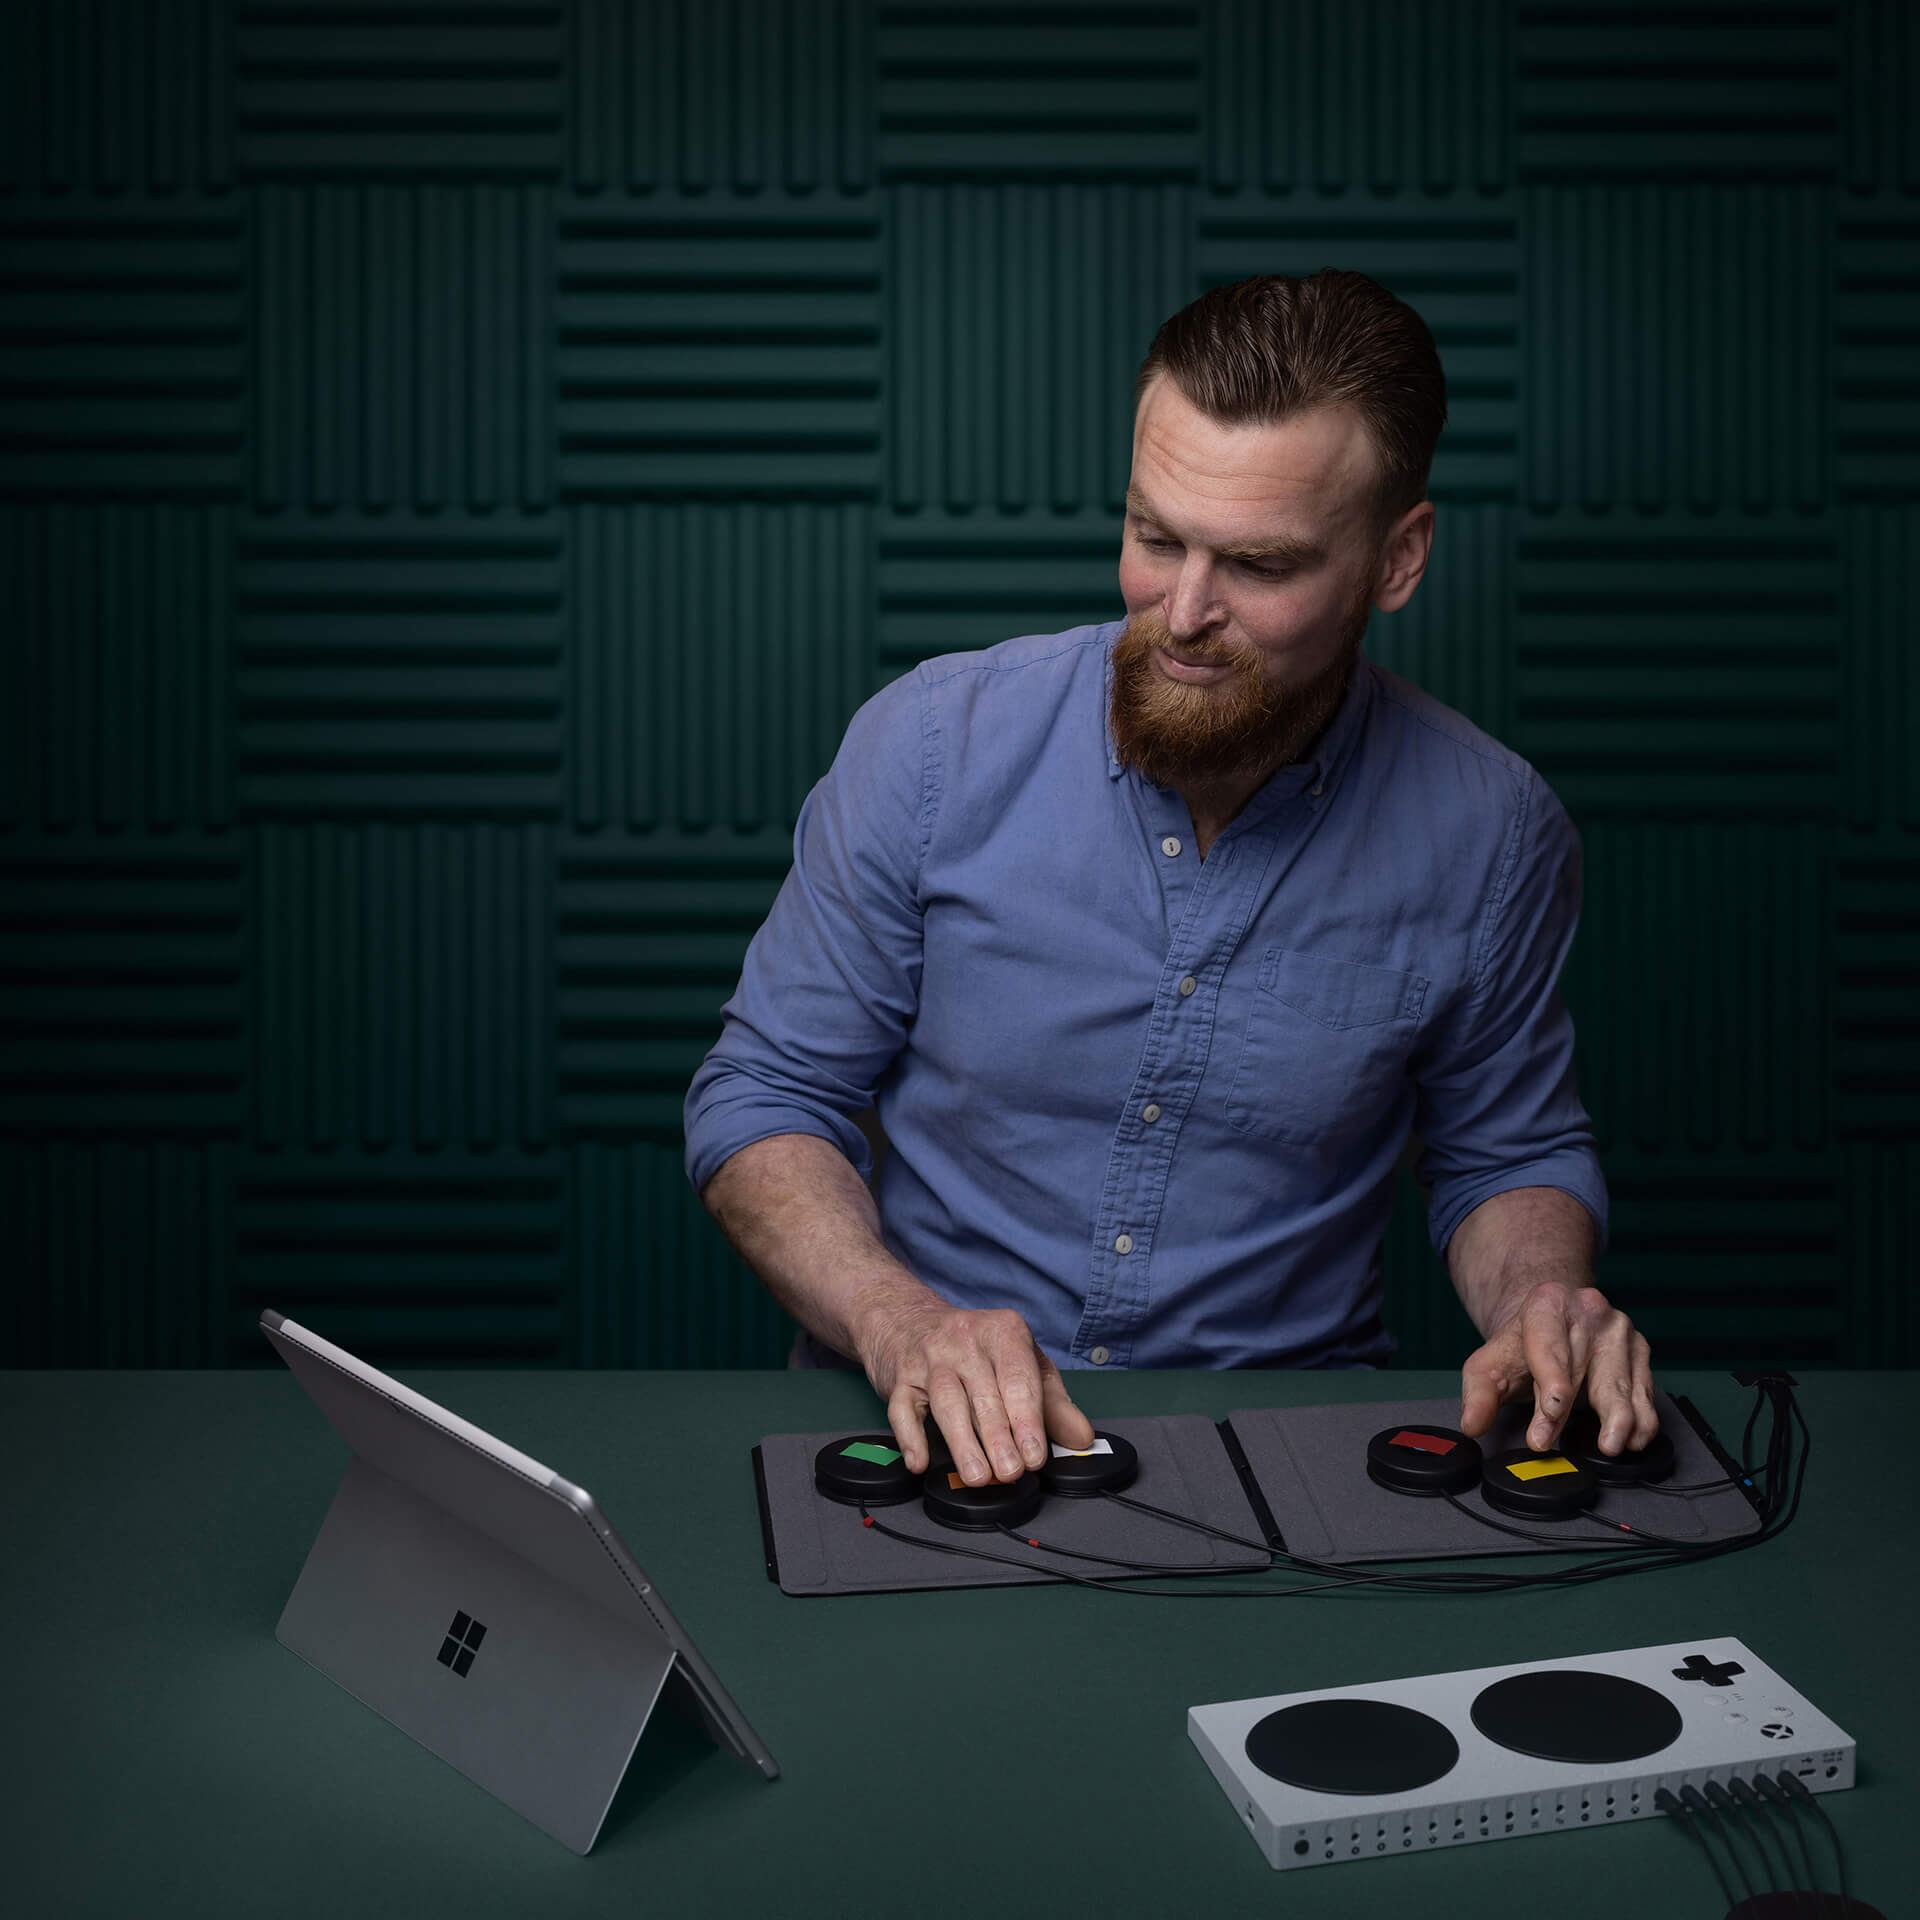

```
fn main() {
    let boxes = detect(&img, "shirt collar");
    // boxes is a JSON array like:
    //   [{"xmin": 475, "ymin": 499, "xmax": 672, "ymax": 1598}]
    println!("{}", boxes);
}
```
[{"xmin": 1102, "ymin": 623, "xmax": 1378, "ymax": 811}]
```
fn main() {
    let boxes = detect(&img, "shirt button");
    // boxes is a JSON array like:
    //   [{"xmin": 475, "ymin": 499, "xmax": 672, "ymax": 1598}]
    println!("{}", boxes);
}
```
[
  {"xmin": 1178, "ymin": 975, "xmax": 1197, "ymax": 996},
  {"xmin": 1090, "ymin": 1346, "xmax": 1110, "ymax": 1366},
  {"xmin": 1141, "ymin": 1103, "xmax": 1161, "ymax": 1124},
  {"xmin": 1113, "ymin": 1233, "xmax": 1134, "ymax": 1254},
  {"xmin": 1160, "ymin": 835, "xmax": 1181, "ymax": 857},
  {"xmin": 1310, "ymin": 780, "xmax": 1323, "ymax": 797}
]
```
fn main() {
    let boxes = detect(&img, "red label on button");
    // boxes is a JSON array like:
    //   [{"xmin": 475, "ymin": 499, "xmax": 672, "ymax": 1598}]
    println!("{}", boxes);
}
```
[{"xmin": 1389, "ymin": 1429, "xmax": 1456, "ymax": 1455}]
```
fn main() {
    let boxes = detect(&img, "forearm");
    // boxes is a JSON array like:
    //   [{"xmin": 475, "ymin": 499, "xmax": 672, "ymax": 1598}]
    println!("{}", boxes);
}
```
[
  {"xmin": 698, "ymin": 1132, "xmax": 943, "ymax": 1371},
  {"xmin": 1445, "ymin": 1184, "xmax": 1600, "ymax": 1336}
]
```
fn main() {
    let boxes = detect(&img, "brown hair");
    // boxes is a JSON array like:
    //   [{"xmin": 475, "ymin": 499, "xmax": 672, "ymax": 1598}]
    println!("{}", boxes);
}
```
[{"xmin": 1134, "ymin": 271, "xmax": 1448, "ymax": 549}]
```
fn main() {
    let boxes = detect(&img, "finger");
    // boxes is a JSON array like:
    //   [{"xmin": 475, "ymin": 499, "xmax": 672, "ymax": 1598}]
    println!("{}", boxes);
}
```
[
  {"xmin": 887, "ymin": 1381, "xmax": 931, "ymax": 1475},
  {"xmin": 1584, "ymin": 1315, "xmax": 1639, "ymax": 1455},
  {"xmin": 1038, "ymin": 1354, "xmax": 1096, "ymax": 1452},
  {"xmin": 926, "ymin": 1366, "xmax": 992, "ymax": 1485},
  {"xmin": 1626, "ymin": 1332, "xmax": 1659, "ymax": 1451},
  {"xmin": 1458, "ymin": 1336, "xmax": 1520, "ymax": 1438},
  {"xmin": 990, "ymin": 1327, "xmax": 1052, "ymax": 1471},
  {"xmin": 1521, "ymin": 1287, "xmax": 1579, "ymax": 1451},
  {"xmin": 961, "ymin": 1362, "xmax": 1025, "ymax": 1483}
]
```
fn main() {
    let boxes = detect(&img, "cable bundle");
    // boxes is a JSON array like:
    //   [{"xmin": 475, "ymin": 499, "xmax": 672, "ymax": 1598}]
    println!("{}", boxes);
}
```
[{"xmin": 1656, "ymin": 1768, "xmax": 1869, "ymax": 1917}]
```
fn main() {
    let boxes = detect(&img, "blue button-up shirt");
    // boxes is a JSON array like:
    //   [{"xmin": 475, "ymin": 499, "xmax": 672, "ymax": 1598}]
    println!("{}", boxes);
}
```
[{"xmin": 685, "ymin": 620, "xmax": 1607, "ymax": 1371}]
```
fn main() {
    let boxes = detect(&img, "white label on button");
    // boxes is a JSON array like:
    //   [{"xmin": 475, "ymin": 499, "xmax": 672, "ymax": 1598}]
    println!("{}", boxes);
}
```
[
  {"xmin": 1178, "ymin": 975, "xmax": 1197, "ymax": 996},
  {"xmin": 1050, "ymin": 1438, "xmax": 1114, "ymax": 1458},
  {"xmin": 1113, "ymin": 1233, "xmax": 1133, "ymax": 1254},
  {"xmin": 1161, "ymin": 835, "xmax": 1181, "ymax": 857}
]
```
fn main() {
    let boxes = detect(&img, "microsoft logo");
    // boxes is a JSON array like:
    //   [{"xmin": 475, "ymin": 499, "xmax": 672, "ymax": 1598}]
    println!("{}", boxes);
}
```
[{"xmin": 436, "ymin": 1610, "xmax": 487, "ymax": 1677}]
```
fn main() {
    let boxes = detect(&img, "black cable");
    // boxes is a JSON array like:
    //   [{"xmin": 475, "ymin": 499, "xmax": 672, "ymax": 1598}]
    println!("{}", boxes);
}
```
[
  {"xmin": 1098, "ymin": 1495, "xmax": 1561, "ymax": 1595},
  {"xmin": 1741, "ymin": 1393, "xmax": 1766, "ymax": 1479},
  {"xmin": 1104, "ymin": 1489, "xmax": 1277, "ymax": 1557},
  {"xmin": 1575, "ymin": 1509, "xmax": 1699, "ymax": 1549},
  {"xmin": 855, "ymin": 1503, "xmax": 1403, "ymax": 1600},
  {"xmin": 865, "ymin": 1502, "xmax": 1663, "ymax": 1603},
  {"xmin": 1729, "ymin": 1777, "xmax": 1815, "ymax": 1919},
  {"xmin": 1442, "ymin": 1489, "xmax": 1622, "ymax": 1553},
  {"xmin": 1778, "ymin": 1769, "xmax": 1850, "ymax": 1905},
  {"xmin": 1638, "ymin": 1469, "xmax": 1763, "ymax": 1498},
  {"xmin": 1706, "ymin": 1778, "xmax": 1787, "ymax": 1902},
  {"xmin": 1681, "ymin": 1784, "xmax": 1756, "ymax": 1907},
  {"xmin": 992, "ymin": 1522, "xmax": 1232, "ymax": 1575},
  {"xmin": 1753, "ymin": 1772, "xmax": 1825, "ymax": 1900},
  {"xmin": 1113, "ymin": 1487, "xmax": 1603, "ymax": 1595},
  {"xmin": 1654, "ymin": 1787, "xmax": 1738, "ymax": 1913},
  {"xmin": 1720, "ymin": 1778, "xmax": 1797, "ymax": 1909}
]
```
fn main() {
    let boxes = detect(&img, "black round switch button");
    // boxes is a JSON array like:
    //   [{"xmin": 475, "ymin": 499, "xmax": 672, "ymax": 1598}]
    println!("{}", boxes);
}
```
[
  {"xmin": 1040, "ymin": 1430, "xmax": 1139, "ymax": 1498},
  {"xmin": 1480, "ymin": 1448, "xmax": 1599, "ymax": 1520},
  {"xmin": 814, "ymin": 1434, "xmax": 919, "ymax": 1507},
  {"xmin": 1366, "ymin": 1424, "xmax": 1483, "ymax": 1496},
  {"xmin": 921, "ymin": 1467, "xmax": 1044, "ymax": 1532},
  {"xmin": 1556, "ymin": 1408, "xmax": 1676, "ymax": 1487}
]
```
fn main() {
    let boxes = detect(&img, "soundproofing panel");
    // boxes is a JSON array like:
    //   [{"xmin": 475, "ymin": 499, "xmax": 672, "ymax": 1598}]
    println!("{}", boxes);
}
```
[{"xmin": 2, "ymin": 0, "xmax": 1915, "ymax": 1373}]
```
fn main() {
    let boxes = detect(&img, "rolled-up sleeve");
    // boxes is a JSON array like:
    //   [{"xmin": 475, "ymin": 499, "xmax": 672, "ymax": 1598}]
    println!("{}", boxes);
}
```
[
  {"xmin": 684, "ymin": 668, "xmax": 931, "ymax": 1195},
  {"xmin": 1412, "ymin": 769, "xmax": 1610, "ymax": 1258}
]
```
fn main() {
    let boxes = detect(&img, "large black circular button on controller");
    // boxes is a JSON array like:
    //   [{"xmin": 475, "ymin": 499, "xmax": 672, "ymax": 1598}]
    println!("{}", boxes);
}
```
[
  {"xmin": 1365, "ymin": 1424, "xmax": 1483, "ymax": 1496},
  {"xmin": 1471, "ymin": 1670, "xmax": 1681, "ymax": 1764},
  {"xmin": 1479, "ymin": 1447, "xmax": 1599, "ymax": 1520},
  {"xmin": 922, "ymin": 1467, "xmax": 1044, "ymax": 1532},
  {"xmin": 1555, "ymin": 1407, "xmax": 1676, "ymax": 1486},
  {"xmin": 1040, "ymin": 1430, "xmax": 1139, "ymax": 1497},
  {"xmin": 1244, "ymin": 1698, "xmax": 1461, "ymax": 1795},
  {"xmin": 814, "ymin": 1435, "xmax": 920, "ymax": 1507}
]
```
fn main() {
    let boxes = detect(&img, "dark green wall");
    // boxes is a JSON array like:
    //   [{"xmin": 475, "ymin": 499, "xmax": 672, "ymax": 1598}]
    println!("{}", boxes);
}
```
[{"xmin": 2, "ymin": 0, "xmax": 1915, "ymax": 1372}]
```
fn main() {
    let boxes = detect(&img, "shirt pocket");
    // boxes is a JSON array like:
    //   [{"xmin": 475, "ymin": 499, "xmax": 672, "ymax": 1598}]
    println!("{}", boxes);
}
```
[{"xmin": 1225, "ymin": 948, "xmax": 1429, "ymax": 1148}]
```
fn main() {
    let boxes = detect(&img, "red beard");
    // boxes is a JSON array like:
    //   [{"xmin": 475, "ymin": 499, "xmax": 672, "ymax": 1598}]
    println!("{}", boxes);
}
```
[{"xmin": 1109, "ymin": 600, "xmax": 1367, "ymax": 792}]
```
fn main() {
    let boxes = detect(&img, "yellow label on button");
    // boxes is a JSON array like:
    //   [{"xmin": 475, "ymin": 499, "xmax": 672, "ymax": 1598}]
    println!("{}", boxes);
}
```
[{"xmin": 1508, "ymin": 1455, "xmax": 1579, "ymax": 1481}]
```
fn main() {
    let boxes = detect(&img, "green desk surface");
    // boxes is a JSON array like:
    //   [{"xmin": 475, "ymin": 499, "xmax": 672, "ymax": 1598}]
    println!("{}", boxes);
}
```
[{"xmin": 6, "ymin": 1366, "xmax": 1914, "ymax": 1919}]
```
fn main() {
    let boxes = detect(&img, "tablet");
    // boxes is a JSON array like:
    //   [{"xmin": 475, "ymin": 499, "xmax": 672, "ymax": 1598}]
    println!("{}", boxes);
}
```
[{"xmin": 262, "ymin": 1310, "xmax": 777, "ymax": 1854}]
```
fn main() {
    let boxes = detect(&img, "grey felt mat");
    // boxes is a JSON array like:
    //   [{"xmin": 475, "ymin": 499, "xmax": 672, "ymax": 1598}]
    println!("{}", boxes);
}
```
[
  {"xmin": 758, "ymin": 1414, "xmax": 1271, "ymax": 1596},
  {"xmin": 1227, "ymin": 1389, "xmax": 1764, "ymax": 1564}
]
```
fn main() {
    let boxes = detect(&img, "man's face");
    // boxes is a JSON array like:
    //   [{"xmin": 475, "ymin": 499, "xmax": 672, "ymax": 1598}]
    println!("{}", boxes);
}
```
[{"xmin": 1112, "ymin": 375, "xmax": 1425, "ymax": 790}]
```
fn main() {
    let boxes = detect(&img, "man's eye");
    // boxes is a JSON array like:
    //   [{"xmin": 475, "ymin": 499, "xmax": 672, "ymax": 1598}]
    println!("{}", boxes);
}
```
[{"xmin": 1136, "ymin": 533, "xmax": 1288, "ymax": 580}]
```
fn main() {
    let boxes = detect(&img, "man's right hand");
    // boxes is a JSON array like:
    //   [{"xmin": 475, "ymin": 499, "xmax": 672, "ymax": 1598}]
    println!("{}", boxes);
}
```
[{"xmin": 861, "ymin": 1300, "xmax": 1095, "ymax": 1485}]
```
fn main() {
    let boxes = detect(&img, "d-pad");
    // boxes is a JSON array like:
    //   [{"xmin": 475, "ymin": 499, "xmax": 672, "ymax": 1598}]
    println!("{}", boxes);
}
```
[{"xmin": 1672, "ymin": 1653, "xmax": 1745, "ymax": 1687}]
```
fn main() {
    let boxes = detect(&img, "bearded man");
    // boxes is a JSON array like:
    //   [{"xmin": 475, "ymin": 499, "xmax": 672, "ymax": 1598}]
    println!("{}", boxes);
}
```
[{"xmin": 684, "ymin": 270, "xmax": 1656, "ymax": 1489}]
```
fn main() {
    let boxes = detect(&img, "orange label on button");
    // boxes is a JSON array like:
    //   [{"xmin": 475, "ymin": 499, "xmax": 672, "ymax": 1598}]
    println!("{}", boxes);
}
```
[
  {"xmin": 1508, "ymin": 1456, "xmax": 1578, "ymax": 1481},
  {"xmin": 947, "ymin": 1471, "xmax": 969, "ymax": 1490}
]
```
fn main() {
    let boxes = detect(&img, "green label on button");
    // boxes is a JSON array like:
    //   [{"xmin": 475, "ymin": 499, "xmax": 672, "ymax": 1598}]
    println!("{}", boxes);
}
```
[{"xmin": 840, "ymin": 1441, "xmax": 903, "ymax": 1466}]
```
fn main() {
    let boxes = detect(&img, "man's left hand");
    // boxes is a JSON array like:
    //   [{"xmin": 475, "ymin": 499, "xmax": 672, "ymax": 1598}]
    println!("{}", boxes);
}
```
[{"xmin": 1458, "ymin": 1277, "xmax": 1657, "ymax": 1456}]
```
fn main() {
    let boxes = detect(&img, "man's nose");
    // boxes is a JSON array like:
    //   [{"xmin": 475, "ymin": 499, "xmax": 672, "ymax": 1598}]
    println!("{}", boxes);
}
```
[{"xmin": 1165, "ymin": 557, "xmax": 1222, "ymax": 638}]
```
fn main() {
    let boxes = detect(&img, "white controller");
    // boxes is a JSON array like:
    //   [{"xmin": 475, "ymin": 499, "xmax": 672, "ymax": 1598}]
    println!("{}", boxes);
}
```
[{"xmin": 1188, "ymin": 1637, "xmax": 1854, "ymax": 1872}]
